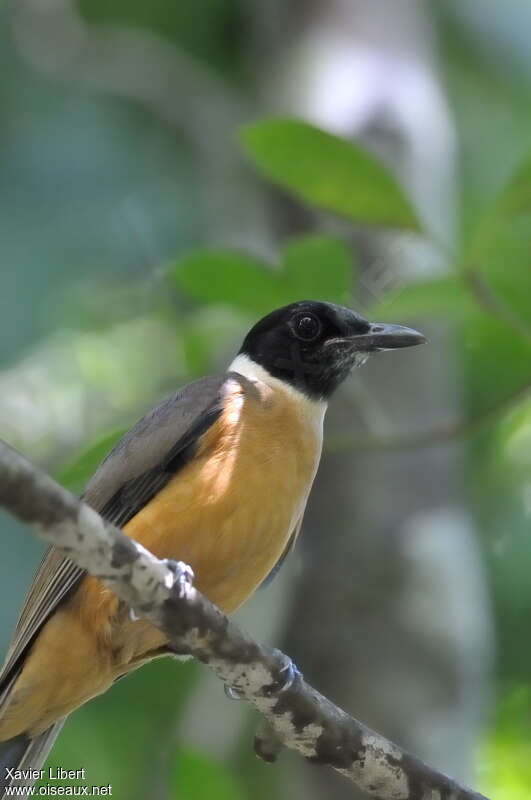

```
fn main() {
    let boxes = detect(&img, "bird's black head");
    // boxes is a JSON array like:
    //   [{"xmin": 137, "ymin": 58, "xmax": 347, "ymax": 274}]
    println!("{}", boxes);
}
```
[{"xmin": 238, "ymin": 300, "xmax": 426, "ymax": 400}]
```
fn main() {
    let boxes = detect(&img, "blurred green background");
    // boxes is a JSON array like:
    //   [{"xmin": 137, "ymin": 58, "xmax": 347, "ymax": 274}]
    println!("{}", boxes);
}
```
[{"xmin": 1, "ymin": 1, "xmax": 530, "ymax": 798}]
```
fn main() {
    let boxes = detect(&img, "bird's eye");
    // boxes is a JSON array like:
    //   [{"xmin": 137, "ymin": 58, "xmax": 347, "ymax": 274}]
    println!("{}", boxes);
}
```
[{"xmin": 292, "ymin": 312, "xmax": 322, "ymax": 342}]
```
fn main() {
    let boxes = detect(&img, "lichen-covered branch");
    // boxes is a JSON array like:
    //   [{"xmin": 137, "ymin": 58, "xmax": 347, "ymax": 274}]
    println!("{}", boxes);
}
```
[{"xmin": 0, "ymin": 440, "xmax": 488, "ymax": 800}]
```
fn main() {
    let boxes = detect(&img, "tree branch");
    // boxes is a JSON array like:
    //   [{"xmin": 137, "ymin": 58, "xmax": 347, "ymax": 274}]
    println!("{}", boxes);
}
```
[{"xmin": 0, "ymin": 440, "xmax": 488, "ymax": 800}]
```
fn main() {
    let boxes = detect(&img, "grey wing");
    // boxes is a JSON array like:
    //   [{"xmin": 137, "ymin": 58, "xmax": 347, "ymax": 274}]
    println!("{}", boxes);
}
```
[{"xmin": 0, "ymin": 374, "xmax": 226, "ymax": 692}]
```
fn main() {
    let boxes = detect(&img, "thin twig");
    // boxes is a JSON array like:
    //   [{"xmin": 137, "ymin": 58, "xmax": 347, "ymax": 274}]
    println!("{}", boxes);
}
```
[
  {"xmin": 325, "ymin": 381, "xmax": 531, "ymax": 454},
  {"xmin": 0, "ymin": 440, "xmax": 488, "ymax": 800},
  {"xmin": 463, "ymin": 267, "xmax": 531, "ymax": 343}
]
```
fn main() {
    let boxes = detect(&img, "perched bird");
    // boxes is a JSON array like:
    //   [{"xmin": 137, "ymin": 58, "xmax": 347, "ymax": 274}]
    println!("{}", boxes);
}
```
[{"xmin": 0, "ymin": 300, "xmax": 424, "ymax": 791}]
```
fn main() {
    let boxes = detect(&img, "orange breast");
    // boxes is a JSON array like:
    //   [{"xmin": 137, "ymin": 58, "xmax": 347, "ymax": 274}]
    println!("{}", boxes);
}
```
[{"xmin": 122, "ymin": 376, "xmax": 322, "ymax": 612}]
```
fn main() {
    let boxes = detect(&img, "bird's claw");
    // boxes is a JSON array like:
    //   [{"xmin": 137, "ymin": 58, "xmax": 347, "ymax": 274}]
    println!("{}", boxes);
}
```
[
  {"xmin": 163, "ymin": 559, "xmax": 195, "ymax": 597},
  {"xmin": 270, "ymin": 658, "xmax": 300, "ymax": 695},
  {"xmin": 224, "ymin": 684, "xmax": 244, "ymax": 701}
]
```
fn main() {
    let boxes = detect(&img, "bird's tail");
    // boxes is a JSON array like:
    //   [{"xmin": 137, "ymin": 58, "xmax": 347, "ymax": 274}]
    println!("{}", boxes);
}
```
[{"xmin": 0, "ymin": 721, "xmax": 65, "ymax": 798}]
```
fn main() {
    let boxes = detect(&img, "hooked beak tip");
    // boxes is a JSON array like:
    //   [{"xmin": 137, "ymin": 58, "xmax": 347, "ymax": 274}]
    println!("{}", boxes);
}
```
[{"xmin": 357, "ymin": 322, "xmax": 427, "ymax": 351}]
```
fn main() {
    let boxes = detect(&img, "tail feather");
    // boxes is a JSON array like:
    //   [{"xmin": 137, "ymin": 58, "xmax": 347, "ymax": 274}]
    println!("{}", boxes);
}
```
[
  {"xmin": 0, "ymin": 721, "xmax": 66, "ymax": 798},
  {"xmin": 0, "ymin": 734, "xmax": 29, "ymax": 794}
]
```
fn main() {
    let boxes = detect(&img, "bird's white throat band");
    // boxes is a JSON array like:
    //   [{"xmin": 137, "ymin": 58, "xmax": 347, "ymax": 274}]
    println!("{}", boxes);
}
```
[{"xmin": 228, "ymin": 353, "xmax": 327, "ymax": 432}]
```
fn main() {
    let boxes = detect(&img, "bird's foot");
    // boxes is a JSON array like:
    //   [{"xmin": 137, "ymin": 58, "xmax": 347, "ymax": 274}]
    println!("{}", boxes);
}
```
[
  {"xmin": 163, "ymin": 559, "xmax": 195, "ymax": 598},
  {"xmin": 265, "ymin": 657, "xmax": 300, "ymax": 696},
  {"xmin": 224, "ymin": 684, "xmax": 244, "ymax": 701},
  {"xmin": 225, "ymin": 657, "xmax": 300, "ymax": 704},
  {"xmin": 253, "ymin": 659, "xmax": 300, "ymax": 762}
]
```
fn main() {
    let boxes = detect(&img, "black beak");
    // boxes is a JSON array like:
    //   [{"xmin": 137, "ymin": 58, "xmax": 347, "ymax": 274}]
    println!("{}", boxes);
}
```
[{"xmin": 354, "ymin": 322, "xmax": 426, "ymax": 351}]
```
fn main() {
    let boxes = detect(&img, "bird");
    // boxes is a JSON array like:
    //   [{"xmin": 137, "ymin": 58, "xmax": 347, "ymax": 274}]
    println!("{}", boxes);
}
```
[{"xmin": 0, "ymin": 300, "xmax": 425, "ymax": 792}]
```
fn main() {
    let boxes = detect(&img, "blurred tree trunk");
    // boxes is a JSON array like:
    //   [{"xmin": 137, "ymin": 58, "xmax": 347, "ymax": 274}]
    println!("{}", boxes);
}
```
[{"xmin": 250, "ymin": 1, "xmax": 493, "ymax": 797}]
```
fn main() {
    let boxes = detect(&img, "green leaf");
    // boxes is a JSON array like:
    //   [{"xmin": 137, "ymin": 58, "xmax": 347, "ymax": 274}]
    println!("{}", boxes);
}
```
[
  {"xmin": 170, "ymin": 233, "xmax": 355, "ymax": 315},
  {"xmin": 240, "ymin": 118, "xmax": 420, "ymax": 230},
  {"xmin": 462, "ymin": 313, "xmax": 531, "ymax": 416},
  {"xmin": 367, "ymin": 275, "xmax": 473, "ymax": 320},
  {"xmin": 55, "ymin": 428, "xmax": 126, "ymax": 494},
  {"xmin": 490, "ymin": 157, "xmax": 531, "ymax": 218},
  {"xmin": 172, "ymin": 749, "xmax": 245, "ymax": 800},
  {"xmin": 466, "ymin": 155, "xmax": 531, "ymax": 331},
  {"xmin": 283, "ymin": 234, "xmax": 353, "ymax": 305},
  {"xmin": 170, "ymin": 250, "xmax": 284, "ymax": 315}
]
